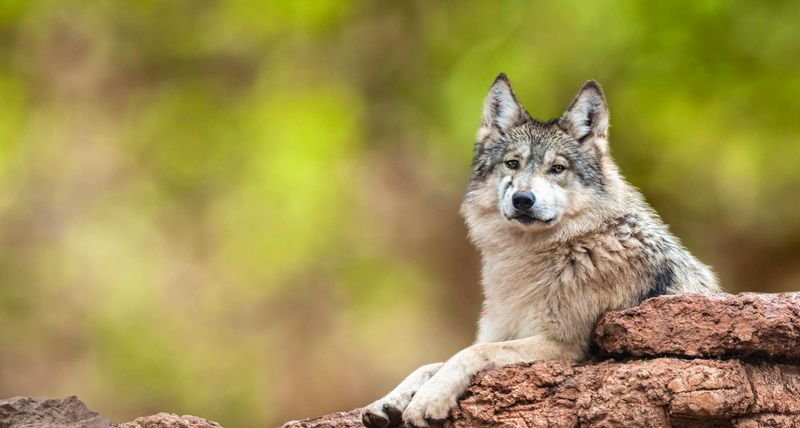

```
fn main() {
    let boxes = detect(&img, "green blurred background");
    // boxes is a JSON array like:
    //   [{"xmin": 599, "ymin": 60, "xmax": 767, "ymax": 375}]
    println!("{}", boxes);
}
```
[{"xmin": 0, "ymin": 0, "xmax": 799, "ymax": 426}]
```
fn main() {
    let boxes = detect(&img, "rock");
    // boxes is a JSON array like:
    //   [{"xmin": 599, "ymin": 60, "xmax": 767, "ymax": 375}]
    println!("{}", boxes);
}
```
[
  {"xmin": 282, "ymin": 358, "xmax": 800, "ymax": 427},
  {"xmin": 281, "ymin": 410, "xmax": 365, "ymax": 428},
  {"xmin": 115, "ymin": 413, "xmax": 222, "ymax": 428},
  {"xmin": 0, "ymin": 396, "xmax": 222, "ymax": 428},
  {"xmin": 455, "ymin": 358, "xmax": 800, "ymax": 427},
  {"xmin": 594, "ymin": 292, "xmax": 800, "ymax": 359},
  {"xmin": 0, "ymin": 396, "xmax": 112, "ymax": 428},
  {"xmin": 733, "ymin": 414, "xmax": 800, "ymax": 427},
  {"xmin": 282, "ymin": 292, "xmax": 800, "ymax": 427}
]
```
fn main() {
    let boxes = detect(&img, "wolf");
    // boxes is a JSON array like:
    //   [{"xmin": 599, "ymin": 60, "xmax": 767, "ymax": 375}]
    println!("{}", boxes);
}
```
[{"xmin": 361, "ymin": 74, "xmax": 720, "ymax": 428}]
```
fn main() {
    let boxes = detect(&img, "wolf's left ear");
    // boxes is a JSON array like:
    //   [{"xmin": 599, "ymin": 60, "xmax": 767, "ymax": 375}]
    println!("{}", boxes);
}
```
[
  {"xmin": 559, "ymin": 80, "xmax": 609, "ymax": 155},
  {"xmin": 478, "ymin": 73, "xmax": 527, "ymax": 143}
]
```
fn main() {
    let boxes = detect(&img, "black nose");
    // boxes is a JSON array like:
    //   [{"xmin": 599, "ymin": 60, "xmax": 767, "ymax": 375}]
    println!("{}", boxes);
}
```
[{"xmin": 512, "ymin": 192, "xmax": 536, "ymax": 210}]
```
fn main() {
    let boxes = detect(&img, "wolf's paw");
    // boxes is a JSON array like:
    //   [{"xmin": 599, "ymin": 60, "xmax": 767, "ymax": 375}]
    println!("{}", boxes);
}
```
[
  {"xmin": 401, "ymin": 383, "xmax": 457, "ymax": 427},
  {"xmin": 361, "ymin": 401, "xmax": 404, "ymax": 428},
  {"xmin": 361, "ymin": 363, "xmax": 445, "ymax": 427}
]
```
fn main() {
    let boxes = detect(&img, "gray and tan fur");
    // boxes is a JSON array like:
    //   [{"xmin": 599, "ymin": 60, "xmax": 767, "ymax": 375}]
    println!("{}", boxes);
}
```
[{"xmin": 362, "ymin": 74, "xmax": 719, "ymax": 428}]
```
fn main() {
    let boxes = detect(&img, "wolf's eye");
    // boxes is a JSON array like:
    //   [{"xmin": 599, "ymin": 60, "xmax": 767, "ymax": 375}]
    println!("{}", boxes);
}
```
[
  {"xmin": 505, "ymin": 160, "xmax": 520, "ymax": 170},
  {"xmin": 550, "ymin": 164, "xmax": 566, "ymax": 174}
]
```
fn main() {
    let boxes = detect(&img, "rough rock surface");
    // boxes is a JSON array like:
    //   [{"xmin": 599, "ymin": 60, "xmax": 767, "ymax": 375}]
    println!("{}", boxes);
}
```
[
  {"xmin": 115, "ymin": 413, "xmax": 222, "ymax": 428},
  {"xmin": 0, "ymin": 396, "xmax": 112, "ymax": 428},
  {"xmin": 0, "ymin": 396, "xmax": 221, "ymax": 428},
  {"xmin": 283, "ymin": 359, "xmax": 800, "ymax": 427},
  {"xmin": 282, "ymin": 410, "xmax": 365, "ymax": 428},
  {"xmin": 595, "ymin": 292, "xmax": 800, "ymax": 359},
  {"xmin": 283, "ymin": 292, "xmax": 800, "ymax": 427}
]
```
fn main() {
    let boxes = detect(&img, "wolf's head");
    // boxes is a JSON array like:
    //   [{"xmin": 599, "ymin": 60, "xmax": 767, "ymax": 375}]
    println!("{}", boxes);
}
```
[{"xmin": 462, "ymin": 74, "xmax": 619, "ymax": 240}]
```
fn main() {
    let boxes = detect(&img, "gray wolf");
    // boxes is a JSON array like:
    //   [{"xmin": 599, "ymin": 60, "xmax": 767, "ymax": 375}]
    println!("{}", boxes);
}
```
[{"xmin": 361, "ymin": 74, "xmax": 720, "ymax": 428}]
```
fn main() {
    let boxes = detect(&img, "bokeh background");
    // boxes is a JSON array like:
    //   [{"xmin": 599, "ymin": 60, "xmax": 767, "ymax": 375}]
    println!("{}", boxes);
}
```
[{"xmin": 1, "ymin": 1, "xmax": 799, "ymax": 426}]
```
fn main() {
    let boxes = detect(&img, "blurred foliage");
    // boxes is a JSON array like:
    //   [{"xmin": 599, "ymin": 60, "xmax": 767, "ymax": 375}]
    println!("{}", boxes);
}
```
[{"xmin": 0, "ymin": 0, "xmax": 799, "ymax": 426}]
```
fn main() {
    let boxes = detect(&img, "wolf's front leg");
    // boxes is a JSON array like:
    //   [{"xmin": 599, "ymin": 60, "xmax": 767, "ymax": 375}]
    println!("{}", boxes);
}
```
[
  {"xmin": 402, "ymin": 336, "xmax": 580, "ymax": 427},
  {"xmin": 361, "ymin": 362, "xmax": 444, "ymax": 428}
]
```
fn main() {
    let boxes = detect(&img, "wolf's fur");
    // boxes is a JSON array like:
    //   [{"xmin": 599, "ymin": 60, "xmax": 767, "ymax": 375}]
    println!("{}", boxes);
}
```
[{"xmin": 362, "ymin": 75, "xmax": 720, "ymax": 428}]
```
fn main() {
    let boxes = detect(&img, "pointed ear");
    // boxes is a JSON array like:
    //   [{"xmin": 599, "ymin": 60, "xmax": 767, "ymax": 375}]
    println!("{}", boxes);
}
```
[
  {"xmin": 559, "ymin": 80, "xmax": 610, "ymax": 154},
  {"xmin": 478, "ymin": 73, "xmax": 527, "ymax": 143}
]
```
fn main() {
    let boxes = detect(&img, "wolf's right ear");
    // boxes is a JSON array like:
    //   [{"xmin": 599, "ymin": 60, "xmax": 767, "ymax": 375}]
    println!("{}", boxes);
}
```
[{"xmin": 478, "ymin": 73, "xmax": 527, "ymax": 143}]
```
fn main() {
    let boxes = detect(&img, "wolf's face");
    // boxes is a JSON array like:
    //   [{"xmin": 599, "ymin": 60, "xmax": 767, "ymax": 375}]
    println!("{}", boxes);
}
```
[
  {"xmin": 492, "ymin": 125, "xmax": 604, "ymax": 227},
  {"xmin": 463, "ymin": 75, "xmax": 611, "ymax": 234}
]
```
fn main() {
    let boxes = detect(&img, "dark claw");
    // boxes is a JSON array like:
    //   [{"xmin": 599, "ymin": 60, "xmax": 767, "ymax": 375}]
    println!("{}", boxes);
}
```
[
  {"xmin": 362, "ymin": 410, "xmax": 389, "ymax": 428},
  {"xmin": 424, "ymin": 417, "xmax": 447, "ymax": 427},
  {"xmin": 383, "ymin": 404, "xmax": 403, "ymax": 428}
]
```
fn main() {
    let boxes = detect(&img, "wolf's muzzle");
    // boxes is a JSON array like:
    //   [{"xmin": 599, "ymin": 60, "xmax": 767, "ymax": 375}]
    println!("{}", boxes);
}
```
[{"xmin": 511, "ymin": 192, "xmax": 536, "ymax": 210}]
